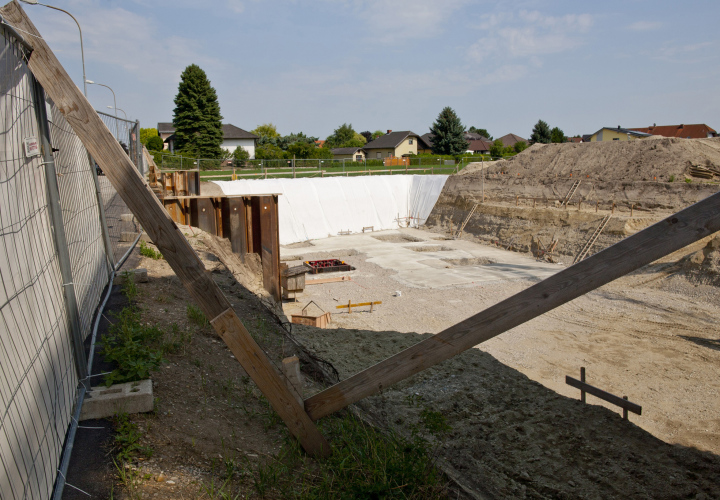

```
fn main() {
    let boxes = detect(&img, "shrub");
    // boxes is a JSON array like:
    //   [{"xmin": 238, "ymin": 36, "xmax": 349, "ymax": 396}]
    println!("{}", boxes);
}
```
[{"xmin": 146, "ymin": 135, "xmax": 164, "ymax": 151}]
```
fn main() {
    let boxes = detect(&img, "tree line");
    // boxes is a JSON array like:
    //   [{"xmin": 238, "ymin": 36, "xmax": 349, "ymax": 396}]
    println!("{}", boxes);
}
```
[{"xmin": 139, "ymin": 63, "xmax": 574, "ymax": 167}]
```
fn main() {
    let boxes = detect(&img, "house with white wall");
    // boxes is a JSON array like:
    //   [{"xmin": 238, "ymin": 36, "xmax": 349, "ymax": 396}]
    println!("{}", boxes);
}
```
[{"xmin": 160, "ymin": 123, "xmax": 258, "ymax": 158}]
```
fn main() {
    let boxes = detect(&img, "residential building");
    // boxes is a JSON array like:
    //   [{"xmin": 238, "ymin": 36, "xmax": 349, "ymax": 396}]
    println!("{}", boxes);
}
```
[
  {"xmin": 588, "ymin": 126, "xmax": 652, "ymax": 142},
  {"xmin": 466, "ymin": 139, "xmax": 493, "ymax": 154},
  {"xmin": 629, "ymin": 123, "xmax": 717, "ymax": 139},
  {"xmin": 363, "ymin": 131, "xmax": 421, "ymax": 159},
  {"xmin": 157, "ymin": 122, "xmax": 175, "ymax": 150},
  {"xmin": 161, "ymin": 123, "xmax": 258, "ymax": 158},
  {"xmin": 498, "ymin": 133, "xmax": 527, "ymax": 147},
  {"xmin": 331, "ymin": 147, "xmax": 365, "ymax": 161}
]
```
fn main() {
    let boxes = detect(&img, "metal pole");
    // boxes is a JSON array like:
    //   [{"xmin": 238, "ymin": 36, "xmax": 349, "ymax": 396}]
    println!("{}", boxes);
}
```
[{"xmin": 32, "ymin": 79, "xmax": 88, "ymax": 380}]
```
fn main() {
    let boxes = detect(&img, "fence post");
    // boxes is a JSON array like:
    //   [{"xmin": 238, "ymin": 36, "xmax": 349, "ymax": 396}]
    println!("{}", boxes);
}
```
[
  {"xmin": 135, "ymin": 120, "xmax": 142, "ymax": 175},
  {"xmin": 32, "ymin": 80, "xmax": 88, "ymax": 381}
]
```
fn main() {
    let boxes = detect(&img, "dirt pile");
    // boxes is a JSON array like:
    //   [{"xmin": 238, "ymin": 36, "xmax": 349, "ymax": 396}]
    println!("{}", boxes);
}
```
[
  {"xmin": 681, "ymin": 235, "xmax": 720, "ymax": 285},
  {"xmin": 426, "ymin": 138, "xmax": 720, "ymax": 264},
  {"xmin": 464, "ymin": 137, "xmax": 720, "ymax": 181}
]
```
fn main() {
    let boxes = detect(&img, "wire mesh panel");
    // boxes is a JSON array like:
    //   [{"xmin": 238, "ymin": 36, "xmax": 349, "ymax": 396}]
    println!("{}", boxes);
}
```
[
  {"xmin": 47, "ymin": 101, "xmax": 110, "ymax": 337},
  {"xmin": 0, "ymin": 27, "xmax": 78, "ymax": 500},
  {"xmin": 95, "ymin": 111, "xmax": 142, "ymax": 267}
]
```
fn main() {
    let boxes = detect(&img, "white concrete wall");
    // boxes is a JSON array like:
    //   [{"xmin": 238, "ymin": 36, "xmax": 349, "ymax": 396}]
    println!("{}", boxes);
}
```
[{"xmin": 213, "ymin": 175, "xmax": 448, "ymax": 245}]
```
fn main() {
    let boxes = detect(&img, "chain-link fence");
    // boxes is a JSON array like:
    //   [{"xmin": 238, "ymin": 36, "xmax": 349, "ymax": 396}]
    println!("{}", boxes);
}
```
[{"xmin": 0, "ymin": 23, "xmax": 139, "ymax": 499}]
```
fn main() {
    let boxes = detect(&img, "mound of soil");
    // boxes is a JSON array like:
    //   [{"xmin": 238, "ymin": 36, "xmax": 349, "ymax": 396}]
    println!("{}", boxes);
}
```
[
  {"xmin": 681, "ymin": 235, "xmax": 720, "ymax": 285},
  {"xmin": 469, "ymin": 137, "xmax": 720, "ymax": 182}
]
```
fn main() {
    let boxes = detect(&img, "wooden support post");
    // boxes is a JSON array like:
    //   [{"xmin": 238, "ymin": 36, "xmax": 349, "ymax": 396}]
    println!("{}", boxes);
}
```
[
  {"xmin": 304, "ymin": 191, "xmax": 720, "ymax": 420},
  {"xmin": 631, "ymin": 204, "xmax": 634, "ymax": 217},
  {"xmin": 348, "ymin": 300, "xmax": 352, "ymax": 313},
  {"xmin": 0, "ymin": 1, "xmax": 330, "ymax": 458},
  {"xmin": 259, "ymin": 195, "xmax": 281, "ymax": 303},
  {"xmin": 580, "ymin": 367, "xmax": 586, "ymax": 403},
  {"xmin": 533, "ymin": 198, "xmax": 536, "ymax": 209},
  {"xmin": 596, "ymin": 201, "xmax": 599, "ymax": 213},
  {"xmin": 623, "ymin": 397, "xmax": 629, "ymax": 420},
  {"xmin": 612, "ymin": 202, "xmax": 615, "ymax": 214},
  {"xmin": 516, "ymin": 195, "xmax": 519, "ymax": 206},
  {"xmin": 282, "ymin": 356, "xmax": 304, "ymax": 406}
]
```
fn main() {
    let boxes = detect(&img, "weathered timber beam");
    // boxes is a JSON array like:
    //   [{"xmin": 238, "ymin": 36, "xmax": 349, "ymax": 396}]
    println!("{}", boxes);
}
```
[
  {"xmin": 0, "ymin": 0, "xmax": 329, "ymax": 457},
  {"xmin": 305, "ymin": 192, "xmax": 720, "ymax": 420}
]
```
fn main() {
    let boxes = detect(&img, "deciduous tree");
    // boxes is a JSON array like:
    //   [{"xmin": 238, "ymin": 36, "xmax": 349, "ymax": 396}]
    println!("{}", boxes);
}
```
[
  {"xmin": 252, "ymin": 123, "xmax": 280, "ymax": 139},
  {"xmin": 172, "ymin": 64, "xmax": 224, "ymax": 158},
  {"xmin": 468, "ymin": 127, "xmax": 492, "ymax": 140},
  {"xmin": 139, "ymin": 127, "xmax": 158, "ymax": 146},
  {"xmin": 429, "ymin": 107, "xmax": 469, "ymax": 155},
  {"xmin": 146, "ymin": 135, "xmax": 164, "ymax": 151}
]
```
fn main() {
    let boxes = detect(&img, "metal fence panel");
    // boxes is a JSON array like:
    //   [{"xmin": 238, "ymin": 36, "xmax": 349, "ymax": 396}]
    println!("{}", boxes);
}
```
[
  {"xmin": 0, "ymin": 23, "xmax": 135, "ymax": 499},
  {"xmin": 0, "ymin": 28, "xmax": 78, "ymax": 500},
  {"xmin": 48, "ymin": 101, "xmax": 110, "ymax": 337}
]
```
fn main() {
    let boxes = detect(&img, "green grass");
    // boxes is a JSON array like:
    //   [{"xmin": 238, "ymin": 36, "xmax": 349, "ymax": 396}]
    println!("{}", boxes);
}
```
[
  {"xmin": 187, "ymin": 303, "xmax": 209, "ymax": 328},
  {"xmin": 139, "ymin": 241, "xmax": 163, "ymax": 260},
  {"xmin": 206, "ymin": 411, "xmax": 451, "ymax": 499}
]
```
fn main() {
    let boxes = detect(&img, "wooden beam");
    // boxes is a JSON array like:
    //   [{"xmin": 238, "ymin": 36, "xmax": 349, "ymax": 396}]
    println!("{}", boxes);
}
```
[
  {"xmin": 304, "ymin": 193, "xmax": 720, "ymax": 420},
  {"xmin": 0, "ymin": 0, "xmax": 329, "ymax": 457},
  {"xmin": 566, "ymin": 376, "xmax": 642, "ymax": 415},
  {"xmin": 306, "ymin": 276, "xmax": 352, "ymax": 285},
  {"xmin": 259, "ymin": 195, "xmax": 281, "ymax": 302}
]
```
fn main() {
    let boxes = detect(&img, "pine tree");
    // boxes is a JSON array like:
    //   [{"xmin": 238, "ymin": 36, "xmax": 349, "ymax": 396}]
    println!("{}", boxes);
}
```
[
  {"xmin": 530, "ymin": 120, "xmax": 551, "ymax": 144},
  {"xmin": 429, "ymin": 107, "xmax": 469, "ymax": 155},
  {"xmin": 550, "ymin": 126, "xmax": 566, "ymax": 143},
  {"xmin": 172, "ymin": 64, "xmax": 224, "ymax": 159}
]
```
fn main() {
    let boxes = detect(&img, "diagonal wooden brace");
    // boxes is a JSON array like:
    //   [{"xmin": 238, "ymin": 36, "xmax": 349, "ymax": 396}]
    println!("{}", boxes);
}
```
[{"xmin": 0, "ymin": 0, "xmax": 329, "ymax": 457}]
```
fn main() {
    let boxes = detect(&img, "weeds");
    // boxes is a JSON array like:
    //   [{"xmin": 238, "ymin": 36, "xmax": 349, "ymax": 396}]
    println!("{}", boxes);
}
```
[
  {"xmin": 120, "ymin": 270, "xmax": 138, "ymax": 302},
  {"xmin": 102, "ymin": 307, "xmax": 165, "ymax": 386},
  {"xmin": 669, "ymin": 175, "xmax": 675, "ymax": 182},
  {"xmin": 139, "ymin": 240, "xmax": 163, "ymax": 260},
  {"xmin": 113, "ymin": 413, "xmax": 153, "ymax": 462},
  {"xmin": 187, "ymin": 303, "xmax": 209, "ymax": 328}
]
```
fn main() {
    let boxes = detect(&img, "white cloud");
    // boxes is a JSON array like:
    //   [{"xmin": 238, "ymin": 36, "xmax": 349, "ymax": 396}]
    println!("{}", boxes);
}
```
[
  {"xmin": 227, "ymin": 0, "xmax": 245, "ymax": 14},
  {"xmin": 466, "ymin": 10, "xmax": 593, "ymax": 82},
  {"xmin": 627, "ymin": 21, "xmax": 662, "ymax": 31},
  {"xmin": 345, "ymin": 0, "xmax": 470, "ymax": 43}
]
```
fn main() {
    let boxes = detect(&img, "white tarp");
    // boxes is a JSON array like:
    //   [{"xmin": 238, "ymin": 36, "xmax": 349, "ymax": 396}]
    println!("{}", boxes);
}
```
[{"xmin": 213, "ymin": 175, "xmax": 448, "ymax": 245}]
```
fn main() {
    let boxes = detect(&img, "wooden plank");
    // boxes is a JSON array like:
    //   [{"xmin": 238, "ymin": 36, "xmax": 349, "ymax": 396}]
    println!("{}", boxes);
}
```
[
  {"xmin": 306, "ymin": 276, "xmax": 352, "ymax": 285},
  {"xmin": 250, "ymin": 197, "xmax": 262, "ymax": 255},
  {"xmin": 336, "ymin": 301, "xmax": 382, "ymax": 309},
  {"xmin": 259, "ymin": 195, "xmax": 281, "ymax": 302},
  {"xmin": 304, "ymin": 193, "xmax": 720, "ymax": 420},
  {"xmin": 221, "ymin": 197, "xmax": 247, "ymax": 260},
  {"xmin": 282, "ymin": 356, "xmax": 304, "ymax": 406},
  {"xmin": 211, "ymin": 309, "xmax": 329, "ymax": 457},
  {"xmin": 565, "ymin": 376, "xmax": 642, "ymax": 415},
  {"xmin": 0, "ymin": 1, "xmax": 329, "ymax": 456}
]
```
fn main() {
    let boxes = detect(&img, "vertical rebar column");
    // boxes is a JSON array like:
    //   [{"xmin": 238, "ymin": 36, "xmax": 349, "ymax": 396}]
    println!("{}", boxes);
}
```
[{"xmin": 32, "ymin": 80, "xmax": 88, "ymax": 381}]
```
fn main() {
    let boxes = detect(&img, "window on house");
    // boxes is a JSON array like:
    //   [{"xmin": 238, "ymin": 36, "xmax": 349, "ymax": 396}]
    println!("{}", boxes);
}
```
[
  {"xmin": 409, "ymin": 138, "xmax": 414, "ymax": 145},
  {"xmin": 388, "ymin": 152, "xmax": 393, "ymax": 158},
  {"xmin": 376, "ymin": 152, "xmax": 381, "ymax": 159},
  {"xmin": 356, "ymin": 155, "xmax": 362, "ymax": 161},
  {"xmin": 613, "ymin": 138, "xmax": 619, "ymax": 141}
]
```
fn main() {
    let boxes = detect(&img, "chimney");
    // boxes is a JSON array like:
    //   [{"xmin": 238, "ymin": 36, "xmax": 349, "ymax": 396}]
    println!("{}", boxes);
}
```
[
  {"xmin": 617, "ymin": 125, "xmax": 621, "ymax": 130},
  {"xmin": 387, "ymin": 130, "xmax": 392, "ymax": 134},
  {"xmin": 653, "ymin": 123, "xmax": 656, "ymax": 127},
  {"xmin": 679, "ymin": 124, "xmax": 684, "ymax": 129}
]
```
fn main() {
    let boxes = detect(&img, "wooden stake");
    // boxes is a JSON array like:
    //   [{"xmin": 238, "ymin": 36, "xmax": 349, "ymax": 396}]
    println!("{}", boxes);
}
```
[
  {"xmin": 0, "ymin": 1, "xmax": 330, "ymax": 458},
  {"xmin": 304, "ymin": 192, "xmax": 720, "ymax": 420},
  {"xmin": 282, "ymin": 356, "xmax": 304, "ymax": 406}
]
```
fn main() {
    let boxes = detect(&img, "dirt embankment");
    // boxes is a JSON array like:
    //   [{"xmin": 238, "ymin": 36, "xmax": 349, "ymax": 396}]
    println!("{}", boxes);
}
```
[{"xmin": 428, "ymin": 138, "xmax": 720, "ymax": 261}]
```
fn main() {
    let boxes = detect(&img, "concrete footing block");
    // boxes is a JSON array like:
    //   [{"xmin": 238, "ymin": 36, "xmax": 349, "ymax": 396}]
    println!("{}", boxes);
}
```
[
  {"xmin": 80, "ymin": 379, "xmax": 153, "ymax": 421},
  {"xmin": 120, "ymin": 231, "xmax": 139, "ymax": 242},
  {"xmin": 115, "ymin": 268, "xmax": 148, "ymax": 284},
  {"xmin": 120, "ymin": 213, "xmax": 136, "ymax": 222}
]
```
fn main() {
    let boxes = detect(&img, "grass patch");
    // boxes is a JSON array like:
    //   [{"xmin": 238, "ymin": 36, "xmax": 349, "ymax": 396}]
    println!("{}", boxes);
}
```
[
  {"xmin": 187, "ymin": 303, "xmax": 209, "ymax": 328},
  {"xmin": 208, "ymin": 411, "xmax": 451, "ymax": 498},
  {"xmin": 139, "ymin": 240, "xmax": 163, "ymax": 260},
  {"xmin": 113, "ymin": 413, "xmax": 153, "ymax": 462}
]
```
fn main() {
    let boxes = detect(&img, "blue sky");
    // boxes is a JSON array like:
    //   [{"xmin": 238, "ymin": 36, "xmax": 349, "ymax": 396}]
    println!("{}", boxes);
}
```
[{"xmin": 23, "ymin": 0, "xmax": 720, "ymax": 140}]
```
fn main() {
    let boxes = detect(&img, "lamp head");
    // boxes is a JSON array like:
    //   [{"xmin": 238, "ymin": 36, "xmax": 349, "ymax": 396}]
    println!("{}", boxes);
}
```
[
  {"xmin": 85, "ymin": 79, "xmax": 94, "ymax": 84},
  {"xmin": 19, "ymin": 0, "xmax": 39, "ymax": 4}
]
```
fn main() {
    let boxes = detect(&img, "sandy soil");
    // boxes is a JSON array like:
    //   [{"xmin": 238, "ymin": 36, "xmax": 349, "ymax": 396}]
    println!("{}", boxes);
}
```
[{"xmin": 284, "ymin": 228, "xmax": 720, "ymax": 499}]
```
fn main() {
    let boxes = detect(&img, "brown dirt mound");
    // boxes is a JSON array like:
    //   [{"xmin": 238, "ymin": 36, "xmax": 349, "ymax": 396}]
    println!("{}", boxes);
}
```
[
  {"xmin": 467, "ymin": 137, "xmax": 720, "ymax": 181},
  {"xmin": 680, "ymin": 235, "xmax": 720, "ymax": 285}
]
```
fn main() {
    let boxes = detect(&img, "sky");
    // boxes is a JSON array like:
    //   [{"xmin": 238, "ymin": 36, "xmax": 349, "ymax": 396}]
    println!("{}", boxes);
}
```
[{"xmin": 20, "ymin": 0, "xmax": 720, "ymax": 140}]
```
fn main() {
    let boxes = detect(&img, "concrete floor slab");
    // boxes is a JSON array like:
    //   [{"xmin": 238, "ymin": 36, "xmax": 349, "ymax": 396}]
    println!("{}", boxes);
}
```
[{"xmin": 281, "ymin": 228, "xmax": 561, "ymax": 288}]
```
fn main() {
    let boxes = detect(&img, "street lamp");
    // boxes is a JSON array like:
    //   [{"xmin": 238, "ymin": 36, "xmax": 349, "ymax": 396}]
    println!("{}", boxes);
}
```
[
  {"xmin": 107, "ymin": 105, "xmax": 127, "ymax": 121},
  {"xmin": 19, "ymin": 0, "xmax": 88, "ymax": 96},
  {"xmin": 86, "ymin": 80, "xmax": 117, "ymax": 136}
]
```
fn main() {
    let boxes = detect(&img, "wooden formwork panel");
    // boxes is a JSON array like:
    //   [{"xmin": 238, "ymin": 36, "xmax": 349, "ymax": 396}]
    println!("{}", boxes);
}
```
[
  {"xmin": 259, "ymin": 195, "xmax": 281, "ymax": 303},
  {"xmin": 191, "ymin": 197, "xmax": 217, "ymax": 235},
  {"xmin": 222, "ymin": 197, "xmax": 248, "ymax": 260}
]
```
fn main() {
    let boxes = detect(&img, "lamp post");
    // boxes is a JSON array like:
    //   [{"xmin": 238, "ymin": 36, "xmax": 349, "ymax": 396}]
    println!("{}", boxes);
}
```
[
  {"xmin": 86, "ymin": 80, "xmax": 117, "ymax": 136},
  {"xmin": 20, "ymin": 0, "xmax": 88, "ymax": 96},
  {"xmin": 107, "ymin": 105, "xmax": 127, "ymax": 121}
]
